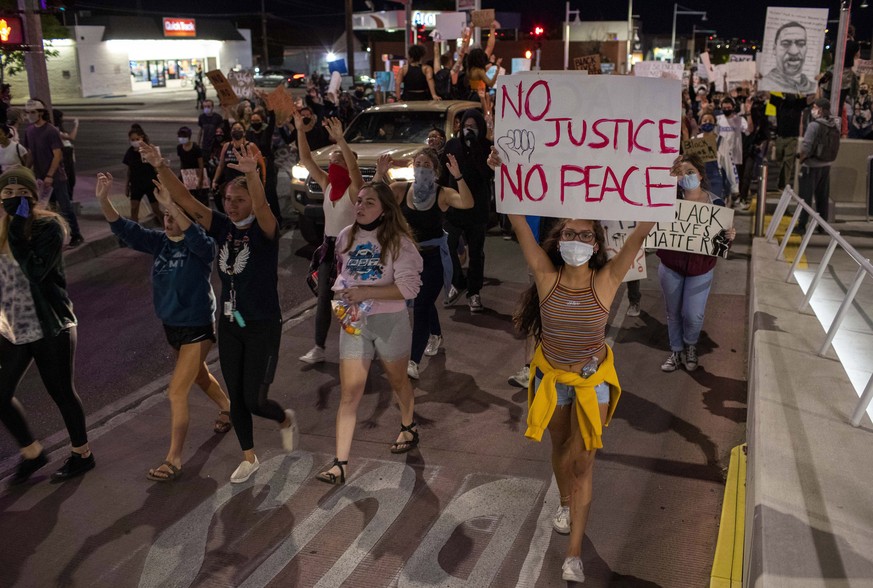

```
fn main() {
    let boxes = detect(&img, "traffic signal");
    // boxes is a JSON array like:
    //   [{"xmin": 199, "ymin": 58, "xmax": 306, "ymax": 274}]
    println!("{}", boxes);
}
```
[
  {"xmin": 416, "ymin": 24, "xmax": 426, "ymax": 44},
  {"xmin": 0, "ymin": 15, "xmax": 24, "ymax": 50},
  {"xmin": 533, "ymin": 25, "xmax": 545, "ymax": 38}
]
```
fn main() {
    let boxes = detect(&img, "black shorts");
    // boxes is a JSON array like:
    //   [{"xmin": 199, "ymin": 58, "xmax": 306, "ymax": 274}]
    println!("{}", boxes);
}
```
[
  {"xmin": 129, "ymin": 185, "xmax": 157, "ymax": 202},
  {"xmin": 163, "ymin": 323, "xmax": 216, "ymax": 350}
]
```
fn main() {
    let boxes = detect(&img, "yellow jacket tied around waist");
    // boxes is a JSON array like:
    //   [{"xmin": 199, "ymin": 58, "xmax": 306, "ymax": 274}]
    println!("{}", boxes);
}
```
[{"xmin": 525, "ymin": 344, "xmax": 621, "ymax": 450}]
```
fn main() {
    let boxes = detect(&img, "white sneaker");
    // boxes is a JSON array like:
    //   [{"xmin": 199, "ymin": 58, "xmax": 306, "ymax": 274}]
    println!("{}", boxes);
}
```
[
  {"xmin": 661, "ymin": 352, "xmax": 682, "ymax": 373},
  {"xmin": 508, "ymin": 365, "xmax": 530, "ymax": 387},
  {"xmin": 562, "ymin": 557, "xmax": 585, "ymax": 582},
  {"xmin": 407, "ymin": 360, "xmax": 420, "ymax": 379},
  {"xmin": 468, "ymin": 294, "xmax": 483, "ymax": 313},
  {"xmin": 424, "ymin": 334, "xmax": 442, "ymax": 356},
  {"xmin": 299, "ymin": 346, "xmax": 325, "ymax": 364},
  {"xmin": 626, "ymin": 303, "xmax": 641, "ymax": 317},
  {"xmin": 280, "ymin": 409, "xmax": 299, "ymax": 452},
  {"xmin": 552, "ymin": 505, "xmax": 571, "ymax": 534},
  {"xmin": 230, "ymin": 456, "xmax": 260, "ymax": 483},
  {"xmin": 443, "ymin": 285, "xmax": 461, "ymax": 307}
]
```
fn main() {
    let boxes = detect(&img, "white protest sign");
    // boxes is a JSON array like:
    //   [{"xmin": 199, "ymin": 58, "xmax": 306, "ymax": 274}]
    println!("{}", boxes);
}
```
[
  {"xmin": 758, "ymin": 7, "xmax": 828, "ymax": 94},
  {"xmin": 726, "ymin": 60, "xmax": 756, "ymax": 81},
  {"xmin": 856, "ymin": 59, "xmax": 873, "ymax": 76},
  {"xmin": 435, "ymin": 12, "xmax": 467, "ymax": 41},
  {"xmin": 601, "ymin": 220, "xmax": 648, "ymax": 281},
  {"xmin": 227, "ymin": 70, "xmax": 255, "ymax": 100},
  {"xmin": 700, "ymin": 52, "xmax": 716, "ymax": 81},
  {"xmin": 729, "ymin": 54, "xmax": 754, "ymax": 62},
  {"xmin": 493, "ymin": 72, "xmax": 680, "ymax": 221},
  {"xmin": 712, "ymin": 63, "xmax": 729, "ymax": 92},
  {"xmin": 644, "ymin": 199, "xmax": 734, "ymax": 258},
  {"xmin": 634, "ymin": 61, "xmax": 684, "ymax": 81}
]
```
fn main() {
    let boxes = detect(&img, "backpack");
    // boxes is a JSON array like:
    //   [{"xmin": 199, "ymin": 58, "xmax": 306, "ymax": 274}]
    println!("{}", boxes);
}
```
[
  {"xmin": 813, "ymin": 120, "xmax": 840, "ymax": 163},
  {"xmin": 433, "ymin": 69, "xmax": 452, "ymax": 100}
]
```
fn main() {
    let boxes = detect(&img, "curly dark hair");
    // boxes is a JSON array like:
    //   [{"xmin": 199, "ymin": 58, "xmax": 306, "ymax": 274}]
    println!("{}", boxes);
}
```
[
  {"xmin": 513, "ymin": 219, "xmax": 608, "ymax": 344},
  {"xmin": 408, "ymin": 44, "xmax": 426, "ymax": 62}
]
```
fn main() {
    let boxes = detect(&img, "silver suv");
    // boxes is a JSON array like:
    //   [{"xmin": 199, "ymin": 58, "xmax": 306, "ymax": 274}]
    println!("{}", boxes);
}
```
[{"xmin": 290, "ymin": 100, "xmax": 479, "ymax": 244}]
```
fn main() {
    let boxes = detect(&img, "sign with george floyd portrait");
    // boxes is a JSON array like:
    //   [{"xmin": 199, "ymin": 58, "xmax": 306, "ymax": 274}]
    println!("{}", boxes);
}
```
[
  {"xmin": 493, "ymin": 72, "xmax": 680, "ymax": 221},
  {"xmin": 758, "ymin": 7, "xmax": 828, "ymax": 95}
]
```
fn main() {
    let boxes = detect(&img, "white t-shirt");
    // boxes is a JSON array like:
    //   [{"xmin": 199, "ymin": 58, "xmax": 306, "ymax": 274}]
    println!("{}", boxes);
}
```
[
  {"xmin": 0, "ymin": 141, "xmax": 27, "ymax": 172},
  {"xmin": 323, "ymin": 184, "xmax": 355, "ymax": 238}
]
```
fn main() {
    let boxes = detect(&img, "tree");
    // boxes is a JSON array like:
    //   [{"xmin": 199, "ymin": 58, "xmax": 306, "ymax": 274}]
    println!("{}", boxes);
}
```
[{"xmin": 0, "ymin": 0, "xmax": 69, "ymax": 80}]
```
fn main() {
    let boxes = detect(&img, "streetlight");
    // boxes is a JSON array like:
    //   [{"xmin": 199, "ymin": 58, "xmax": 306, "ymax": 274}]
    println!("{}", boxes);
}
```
[
  {"xmin": 671, "ymin": 3, "xmax": 707, "ymax": 63},
  {"xmin": 691, "ymin": 24, "xmax": 717, "ymax": 58},
  {"xmin": 564, "ymin": 2, "xmax": 581, "ymax": 70}
]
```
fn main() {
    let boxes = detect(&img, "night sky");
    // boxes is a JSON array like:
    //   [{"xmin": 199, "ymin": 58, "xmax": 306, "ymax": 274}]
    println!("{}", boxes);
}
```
[{"xmin": 74, "ymin": 0, "xmax": 872, "ymax": 44}]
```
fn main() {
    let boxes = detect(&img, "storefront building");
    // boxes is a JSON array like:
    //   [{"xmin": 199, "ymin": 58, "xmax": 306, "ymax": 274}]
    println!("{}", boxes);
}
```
[{"xmin": 8, "ymin": 15, "xmax": 251, "ymax": 99}]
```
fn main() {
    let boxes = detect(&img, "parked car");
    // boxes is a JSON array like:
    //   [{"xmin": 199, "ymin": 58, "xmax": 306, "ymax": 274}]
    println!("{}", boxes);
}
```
[
  {"xmin": 290, "ymin": 100, "xmax": 480, "ymax": 245},
  {"xmin": 254, "ymin": 68, "xmax": 306, "ymax": 88}
]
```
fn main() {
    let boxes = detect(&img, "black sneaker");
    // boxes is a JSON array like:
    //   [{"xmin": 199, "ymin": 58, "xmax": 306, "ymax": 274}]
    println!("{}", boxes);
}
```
[
  {"xmin": 50, "ymin": 452, "xmax": 95, "ymax": 483},
  {"xmin": 68, "ymin": 235, "xmax": 85, "ymax": 248},
  {"xmin": 9, "ymin": 452, "xmax": 48, "ymax": 486}
]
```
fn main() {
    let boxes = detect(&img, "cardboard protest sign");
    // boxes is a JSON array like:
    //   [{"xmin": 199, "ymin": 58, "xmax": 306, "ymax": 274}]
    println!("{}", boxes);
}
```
[
  {"xmin": 493, "ymin": 72, "xmax": 680, "ymax": 221},
  {"xmin": 644, "ymin": 199, "xmax": 734, "ymax": 258},
  {"xmin": 634, "ymin": 61, "xmax": 683, "ymax": 81},
  {"xmin": 227, "ymin": 70, "xmax": 255, "ymax": 100},
  {"xmin": 574, "ymin": 55, "xmax": 602, "ymax": 75},
  {"xmin": 205, "ymin": 70, "xmax": 238, "ymax": 107},
  {"xmin": 758, "ymin": 7, "xmax": 827, "ymax": 94},
  {"xmin": 471, "ymin": 9, "xmax": 495, "ymax": 28},
  {"xmin": 601, "ymin": 220, "xmax": 647, "ymax": 281},
  {"xmin": 264, "ymin": 85, "xmax": 296, "ymax": 124},
  {"xmin": 681, "ymin": 135, "xmax": 718, "ymax": 162}
]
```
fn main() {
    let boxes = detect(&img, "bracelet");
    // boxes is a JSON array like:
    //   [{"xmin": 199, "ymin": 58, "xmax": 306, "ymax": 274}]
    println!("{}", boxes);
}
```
[{"xmin": 454, "ymin": 176, "xmax": 464, "ymax": 182}]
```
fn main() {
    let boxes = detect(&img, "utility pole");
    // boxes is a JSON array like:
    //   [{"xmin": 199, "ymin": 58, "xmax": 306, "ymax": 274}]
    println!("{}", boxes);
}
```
[
  {"xmin": 405, "ymin": 0, "xmax": 412, "ymax": 59},
  {"xmin": 18, "ymin": 0, "xmax": 52, "ymax": 117},
  {"xmin": 345, "ymin": 0, "xmax": 354, "ymax": 78},
  {"xmin": 261, "ymin": 0, "xmax": 269, "ymax": 68}
]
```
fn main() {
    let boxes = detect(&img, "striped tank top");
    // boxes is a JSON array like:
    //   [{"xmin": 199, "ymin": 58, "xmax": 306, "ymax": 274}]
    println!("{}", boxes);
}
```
[{"xmin": 540, "ymin": 268, "xmax": 608, "ymax": 365}]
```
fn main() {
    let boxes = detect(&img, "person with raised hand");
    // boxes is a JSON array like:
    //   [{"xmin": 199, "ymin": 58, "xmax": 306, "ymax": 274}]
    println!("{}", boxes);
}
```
[
  {"xmin": 0, "ymin": 166, "xmax": 95, "ymax": 485},
  {"xmin": 94, "ymin": 172, "xmax": 232, "ymax": 482},
  {"xmin": 139, "ymin": 141, "xmax": 299, "ymax": 484},
  {"xmin": 298, "ymin": 115, "xmax": 363, "ymax": 365}
]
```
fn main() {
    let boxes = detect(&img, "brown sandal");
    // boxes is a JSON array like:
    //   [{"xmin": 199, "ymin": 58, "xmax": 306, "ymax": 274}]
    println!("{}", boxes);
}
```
[
  {"xmin": 214, "ymin": 410, "xmax": 232, "ymax": 434},
  {"xmin": 146, "ymin": 461, "xmax": 181, "ymax": 482}
]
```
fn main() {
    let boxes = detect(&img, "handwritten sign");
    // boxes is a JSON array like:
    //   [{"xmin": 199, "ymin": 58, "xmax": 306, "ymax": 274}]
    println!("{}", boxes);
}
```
[
  {"xmin": 494, "ymin": 72, "xmax": 680, "ymax": 221},
  {"xmin": 729, "ymin": 54, "xmax": 753, "ymax": 62},
  {"xmin": 634, "ymin": 61, "xmax": 684, "ymax": 81},
  {"xmin": 205, "ymin": 70, "xmax": 238, "ymax": 107},
  {"xmin": 264, "ymin": 85, "xmax": 297, "ymax": 124},
  {"xmin": 471, "ymin": 8, "xmax": 495, "ymax": 28},
  {"xmin": 601, "ymin": 220, "xmax": 647, "ymax": 281},
  {"xmin": 726, "ymin": 60, "xmax": 756, "ymax": 81},
  {"xmin": 227, "ymin": 70, "xmax": 255, "ymax": 100},
  {"xmin": 574, "ymin": 55, "xmax": 602, "ymax": 75},
  {"xmin": 681, "ymin": 135, "xmax": 718, "ymax": 162},
  {"xmin": 856, "ymin": 59, "xmax": 873, "ymax": 76},
  {"xmin": 644, "ymin": 199, "xmax": 734, "ymax": 258}
]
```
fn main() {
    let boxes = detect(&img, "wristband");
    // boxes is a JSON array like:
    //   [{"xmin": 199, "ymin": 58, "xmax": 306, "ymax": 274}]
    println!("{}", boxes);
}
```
[{"xmin": 454, "ymin": 176, "xmax": 464, "ymax": 182}]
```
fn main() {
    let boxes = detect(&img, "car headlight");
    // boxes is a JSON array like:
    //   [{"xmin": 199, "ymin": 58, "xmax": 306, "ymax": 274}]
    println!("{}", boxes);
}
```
[
  {"xmin": 388, "ymin": 167, "xmax": 415, "ymax": 182},
  {"xmin": 291, "ymin": 164, "xmax": 309, "ymax": 181}
]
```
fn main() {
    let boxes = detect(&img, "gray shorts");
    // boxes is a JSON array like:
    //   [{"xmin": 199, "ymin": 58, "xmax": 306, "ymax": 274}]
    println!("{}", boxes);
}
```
[{"xmin": 339, "ymin": 310, "xmax": 412, "ymax": 362}]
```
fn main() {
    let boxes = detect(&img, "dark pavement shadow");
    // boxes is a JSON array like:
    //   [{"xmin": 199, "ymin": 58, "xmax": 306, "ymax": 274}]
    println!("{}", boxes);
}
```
[
  {"xmin": 570, "ymin": 537, "xmax": 664, "ymax": 587},
  {"xmin": 688, "ymin": 366, "xmax": 747, "ymax": 424},
  {"xmin": 447, "ymin": 305, "xmax": 518, "ymax": 337}
]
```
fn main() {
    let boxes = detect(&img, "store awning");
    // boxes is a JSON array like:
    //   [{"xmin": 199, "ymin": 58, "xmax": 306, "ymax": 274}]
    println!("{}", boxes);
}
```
[{"xmin": 79, "ymin": 16, "xmax": 246, "ymax": 41}]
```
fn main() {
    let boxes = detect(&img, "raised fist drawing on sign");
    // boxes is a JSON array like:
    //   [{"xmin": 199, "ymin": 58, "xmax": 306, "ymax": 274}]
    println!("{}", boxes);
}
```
[{"xmin": 497, "ymin": 129, "xmax": 535, "ymax": 164}]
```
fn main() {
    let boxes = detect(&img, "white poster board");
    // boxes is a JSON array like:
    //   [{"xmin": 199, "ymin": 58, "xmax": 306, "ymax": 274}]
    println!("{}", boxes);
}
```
[
  {"xmin": 493, "ymin": 72, "xmax": 680, "ymax": 221},
  {"xmin": 758, "ymin": 7, "xmax": 828, "ymax": 94},
  {"xmin": 227, "ymin": 70, "xmax": 255, "ymax": 100},
  {"xmin": 435, "ymin": 12, "xmax": 468, "ymax": 42},
  {"xmin": 726, "ymin": 60, "xmax": 757, "ymax": 81},
  {"xmin": 644, "ymin": 200, "xmax": 735, "ymax": 258},
  {"xmin": 633, "ymin": 61, "xmax": 684, "ymax": 81},
  {"xmin": 601, "ymin": 220, "xmax": 648, "ymax": 281},
  {"xmin": 700, "ymin": 52, "xmax": 716, "ymax": 81},
  {"xmin": 729, "ymin": 54, "xmax": 754, "ymax": 62}
]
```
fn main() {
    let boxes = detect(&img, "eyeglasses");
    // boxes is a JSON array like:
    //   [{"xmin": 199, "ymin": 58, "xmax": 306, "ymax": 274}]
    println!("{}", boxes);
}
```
[{"xmin": 560, "ymin": 229, "xmax": 596, "ymax": 243}]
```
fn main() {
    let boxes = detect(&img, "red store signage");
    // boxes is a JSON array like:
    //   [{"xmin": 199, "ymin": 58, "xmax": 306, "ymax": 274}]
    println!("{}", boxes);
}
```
[{"xmin": 163, "ymin": 18, "xmax": 196, "ymax": 37}]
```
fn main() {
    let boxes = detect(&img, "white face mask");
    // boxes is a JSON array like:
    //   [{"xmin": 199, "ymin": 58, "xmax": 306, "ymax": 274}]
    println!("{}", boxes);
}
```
[
  {"xmin": 559, "ymin": 240, "xmax": 595, "ymax": 267},
  {"xmin": 26, "ymin": 113, "xmax": 40, "ymax": 124},
  {"xmin": 130, "ymin": 140, "xmax": 142, "ymax": 149},
  {"xmin": 178, "ymin": 137, "xmax": 190, "ymax": 144},
  {"xmin": 232, "ymin": 214, "xmax": 255, "ymax": 228}
]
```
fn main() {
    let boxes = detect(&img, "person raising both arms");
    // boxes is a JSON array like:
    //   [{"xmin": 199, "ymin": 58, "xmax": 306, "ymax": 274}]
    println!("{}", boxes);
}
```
[
  {"xmin": 139, "ymin": 142, "xmax": 299, "ymax": 484},
  {"xmin": 396, "ymin": 44, "xmax": 440, "ymax": 102}
]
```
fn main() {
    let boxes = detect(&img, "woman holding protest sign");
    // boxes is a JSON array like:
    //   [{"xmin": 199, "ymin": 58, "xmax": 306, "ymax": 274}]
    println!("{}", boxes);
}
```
[
  {"xmin": 488, "ymin": 148, "xmax": 655, "ymax": 583},
  {"xmin": 658, "ymin": 154, "xmax": 736, "ymax": 373}
]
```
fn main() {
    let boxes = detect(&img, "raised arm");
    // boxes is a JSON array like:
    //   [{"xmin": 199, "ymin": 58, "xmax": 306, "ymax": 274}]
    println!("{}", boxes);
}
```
[
  {"xmin": 153, "ymin": 178, "xmax": 215, "ymax": 263},
  {"xmin": 605, "ymin": 221, "xmax": 655, "ymax": 286},
  {"xmin": 95, "ymin": 172, "xmax": 121, "ymax": 223},
  {"xmin": 140, "ymin": 142, "xmax": 214, "ymax": 230},
  {"xmin": 424, "ymin": 65, "xmax": 440, "ymax": 101},
  {"xmin": 439, "ymin": 153, "xmax": 474, "ymax": 210},
  {"xmin": 324, "ymin": 117, "xmax": 363, "ymax": 195},
  {"xmin": 295, "ymin": 111, "xmax": 329, "ymax": 191},
  {"xmin": 227, "ymin": 144, "xmax": 277, "ymax": 240},
  {"xmin": 484, "ymin": 21, "xmax": 500, "ymax": 57}
]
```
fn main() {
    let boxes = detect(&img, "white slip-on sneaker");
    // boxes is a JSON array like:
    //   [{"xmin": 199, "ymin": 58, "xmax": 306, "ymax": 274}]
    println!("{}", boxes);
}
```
[
  {"xmin": 424, "ymin": 334, "xmax": 442, "ymax": 356},
  {"xmin": 280, "ymin": 409, "xmax": 299, "ymax": 452},
  {"xmin": 552, "ymin": 505, "xmax": 571, "ymax": 534},
  {"xmin": 407, "ymin": 360, "xmax": 420, "ymax": 380},
  {"xmin": 443, "ymin": 285, "xmax": 461, "ymax": 307},
  {"xmin": 230, "ymin": 456, "xmax": 260, "ymax": 483},
  {"xmin": 561, "ymin": 556, "xmax": 585, "ymax": 582},
  {"xmin": 299, "ymin": 346, "xmax": 325, "ymax": 364},
  {"xmin": 508, "ymin": 365, "xmax": 530, "ymax": 387}
]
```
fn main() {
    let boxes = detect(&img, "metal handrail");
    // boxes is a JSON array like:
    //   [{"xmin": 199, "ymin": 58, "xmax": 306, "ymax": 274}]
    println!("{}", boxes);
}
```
[{"xmin": 765, "ymin": 187, "xmax": 873, "ymax": 427}]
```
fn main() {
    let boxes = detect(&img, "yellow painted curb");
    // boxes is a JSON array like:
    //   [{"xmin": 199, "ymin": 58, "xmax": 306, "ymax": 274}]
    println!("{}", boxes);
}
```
[{"xmin": 710, "ymin": 444, "xmax": 746, "ymax": 588}]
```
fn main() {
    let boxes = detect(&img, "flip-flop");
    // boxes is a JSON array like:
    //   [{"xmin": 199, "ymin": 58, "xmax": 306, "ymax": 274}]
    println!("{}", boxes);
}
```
[
  {"xmin": 146, "ymin": 461, "xmax": 181, "ymax": 482},
  {"xmin": 214, "ymin": 410, "xmax": 232, "ymax": 434}
]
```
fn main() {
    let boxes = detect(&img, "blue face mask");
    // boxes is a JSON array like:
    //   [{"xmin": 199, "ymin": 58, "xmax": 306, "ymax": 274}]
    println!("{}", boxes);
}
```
[
  {"xmin": 678, "ymin": 174, "xmax": 701, "ymax": 190},
  {"xmin": 700, "ymin": 122, "xmax": 715, "ymax": 133}
]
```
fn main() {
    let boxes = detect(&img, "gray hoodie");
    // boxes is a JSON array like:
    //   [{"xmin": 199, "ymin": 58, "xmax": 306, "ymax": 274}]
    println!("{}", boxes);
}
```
[{"xmin": 801, "ymin": 114, "xmax": 839, "ymax": 168}]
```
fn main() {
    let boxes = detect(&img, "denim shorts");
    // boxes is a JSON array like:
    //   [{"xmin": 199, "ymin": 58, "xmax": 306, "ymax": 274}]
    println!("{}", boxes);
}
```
[
  {"xmin": 534, "ymin": 368, "xmax": 610, "ymax": 406},
  {"xmin": 339, "ymin": 310, "xmax": 412, "ymax": 362}
]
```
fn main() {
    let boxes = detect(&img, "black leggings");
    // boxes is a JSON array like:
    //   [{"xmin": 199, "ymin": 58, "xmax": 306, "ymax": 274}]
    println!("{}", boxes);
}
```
[
  {"xmin": 218, "ymin": 318, "xmax": 285, "ymax": 451},
  {"xmin": 0, "ymin": 328, "xmax": 88, "ymax": 448},
  {"xmin": 411, "ymin": 249, "xmax": 444, "ymax": 363}
]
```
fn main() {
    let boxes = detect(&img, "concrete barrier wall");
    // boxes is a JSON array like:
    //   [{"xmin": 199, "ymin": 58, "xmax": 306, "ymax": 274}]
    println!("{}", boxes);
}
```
[{"xmin": 830, "ymin": 138, "xmax": 873, "ymax": 205}]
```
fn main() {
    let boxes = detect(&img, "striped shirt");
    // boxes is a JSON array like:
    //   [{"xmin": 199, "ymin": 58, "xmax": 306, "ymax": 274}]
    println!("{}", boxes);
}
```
[{"xmin": 540, "ymin": 269, "xmax": 608, "ymax": 366}]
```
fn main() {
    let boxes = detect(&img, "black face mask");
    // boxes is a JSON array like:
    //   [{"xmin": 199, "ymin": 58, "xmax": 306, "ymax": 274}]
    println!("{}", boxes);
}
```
[
  {"xmin": 2, "ymin": 196, "xmax": 25, "ymax": 216},
  {"xmin": 357, "ymin": 216, "xmax": 384, "ymax": 231},
  {"xmin": 354, "ymin": 90, "xmax": 364, "ymax": 98},
  {"xmin": 302, "ymin": 117, "xmax": 312, "ymax": 126},
  {"xmin": 231, "ymin": 130, "xmax": 244, "ymax": 141},
  {"xmin": 463, "ymin": 127, "xmax": 478, "ymax": 143},
  {"xmin": 722, "ymin": 108, "xmax": 734, "ymax": 116},
  {"xmin": 250, "ymin": 123, "xmax": 264, "ymax": 131}
]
